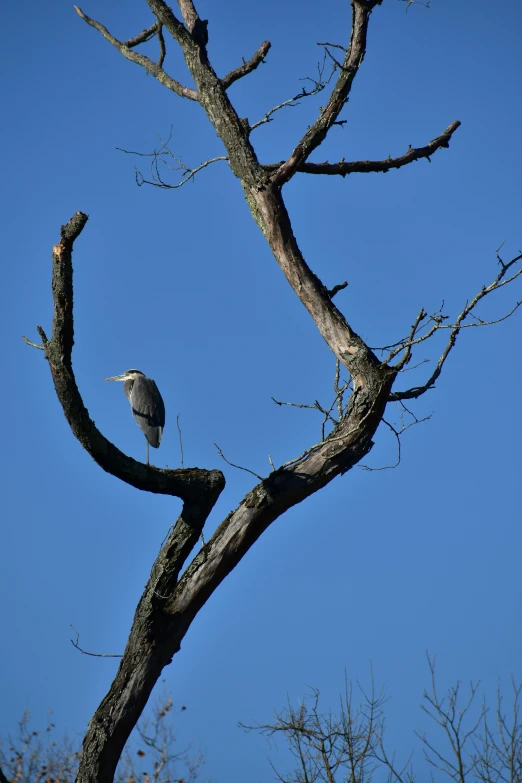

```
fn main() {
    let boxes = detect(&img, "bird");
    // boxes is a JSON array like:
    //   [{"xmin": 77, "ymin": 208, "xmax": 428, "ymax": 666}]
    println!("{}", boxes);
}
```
[{"xmin": 104, "ymin": 369, "xmax": 165, "ymax": 465}]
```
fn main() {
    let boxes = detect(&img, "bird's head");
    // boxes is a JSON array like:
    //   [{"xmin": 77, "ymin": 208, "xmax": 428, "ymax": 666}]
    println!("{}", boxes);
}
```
[{"xmin": 104, "ymin": 369, "xmax": 145, "ymax": 383}]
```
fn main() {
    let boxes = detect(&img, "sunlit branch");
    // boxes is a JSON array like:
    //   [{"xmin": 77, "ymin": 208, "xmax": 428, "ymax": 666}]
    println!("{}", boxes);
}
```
[
  {"xmin": 74, "ymin": 6, "xmax": 199, "ymax": 101},
  {"xmin": 264, "ymin": 121, "xmax": 461, "ymax": 176},
  {"xmin": 360, "ymin": 410, "xmax": 432, "ymax": 472}
]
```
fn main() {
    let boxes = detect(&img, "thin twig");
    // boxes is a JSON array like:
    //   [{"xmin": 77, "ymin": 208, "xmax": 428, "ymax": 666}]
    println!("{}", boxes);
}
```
[
  {"xmin": 279, "ymin": 385, "xmax": 384, "ymax": 470},
  {"xmin": 117, "ymin": 130, "xmax": 228, "ymax": 188},
  {"xmin": 387, "ymin": 251, "xmax": 522, "ymax": 401},
  {"xmin": 70, "ymin": 626, "xmax": 122, "ymax": 658},
  {"xmin": 214, "ymin": 443, "xmax": 263, "ymax": 480},
  {"xmin": 74, "ymin": 6, "xmax": 199, "ymax": 101},
  {"xmin": 250, "ymin": 52, "xmax": 335, "ymax": 133},
  {"xmin": 360, "ymin": 411, "xmax": 432, "ymax": 471},
  {"xmin": 176, "ymin": 413, "xmax": 184, "ymax": 468}
]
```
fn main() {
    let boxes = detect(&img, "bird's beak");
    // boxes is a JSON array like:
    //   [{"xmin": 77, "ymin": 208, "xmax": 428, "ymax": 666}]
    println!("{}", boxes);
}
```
[{"xmin": 104, "ymin": 374, "xmax": 126, "ymax": 382}]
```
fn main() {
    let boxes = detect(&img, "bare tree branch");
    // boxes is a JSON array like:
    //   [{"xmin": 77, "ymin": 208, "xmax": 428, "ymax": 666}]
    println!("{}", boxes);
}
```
[
  {"xmin": 123, "ymin": 22, "xmax": 159, "ymax": 48},
  {"xmin": 328, "ymin": 281, "xmax": 348, "ymax": 298},
  {"xmin": 70, "ymin": 626, "xmax": 123, "ymax": 659},
  {"xmin": 21, "ymin": 335, "xmax": 45, "ymax": 350},
  {"xmin": 264, "ymin": 121, "xmax": 461, "ymax": 176},
  {"xmin": 157, "ymin": 22, "xmax": 166, "ymax": 68},
  {"xmin": 360, "ymin": 410, "xmax": 432, "ymax": 471},
  {"xmin": 74, "ymin": 7, "xmax": 199, "ymax": 101},
  {"xmin": 221, "ymin": 41, "xmax": 271, "ymax": 89},
  {"xmin": 250, "ymin": 52, "xmax": 337, "ymax": 134},
  {"xmin": 271, "ymin": 0, "xmax": 386, "ymax": 187},
  {"xmin": 117, "ymin": 128, "xmax": 229, "ymax": 189},
  {"xmin": 214, "ymin": 443, "xmax": 264, "ymax": 481},
  {"xmin": 272, "ymin": 395, "xmax": 339, "ymax": 441},
  {"xmin": 389, "ymin": 251, "xmax": 522, "ymax": 401}
]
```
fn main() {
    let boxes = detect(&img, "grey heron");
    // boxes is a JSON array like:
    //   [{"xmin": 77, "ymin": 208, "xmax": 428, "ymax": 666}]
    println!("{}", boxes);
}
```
[{"xmin": 104, "ymin": 369, "xmax": 165, "ymax": 465}]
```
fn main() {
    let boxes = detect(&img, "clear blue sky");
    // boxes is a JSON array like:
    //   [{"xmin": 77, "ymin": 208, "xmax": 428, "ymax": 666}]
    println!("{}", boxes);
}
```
[{"xmin": 2, "ymin": 0, "xmax": 521, "ymax": 779}]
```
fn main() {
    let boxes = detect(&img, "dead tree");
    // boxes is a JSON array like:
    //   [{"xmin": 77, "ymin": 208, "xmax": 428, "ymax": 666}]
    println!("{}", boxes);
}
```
[{"xmin": 20, "ymin": 1, "xmax": 521, "ymax": 782}]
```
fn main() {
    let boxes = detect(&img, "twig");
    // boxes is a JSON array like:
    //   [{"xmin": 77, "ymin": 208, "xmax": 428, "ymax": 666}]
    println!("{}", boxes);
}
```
[
  {"xmin": 117, "ymin": 129, "xmax": 228, "ymax": 188},
  {"xmin": 401, "ymin": 0, "xmax": 431, "ymax": 10},
  {"xmin": 214, "ymin": 443, "xmax": 263, "ymax": 480},
  {"xmin": 250, "ymin": 51, "xmax": 335, "ymax": 133},
  {"xmin": 394, "ymin": 307, "xmax": 427, "ymax": 370},
  {"xmin": 74, "ymin": 6, "xmax": 199, "ymax": 101},
  {"xmin": 360, "ymin": 411, "xmax": 432, "ymax": 471},
  {"xmin": 334, "ymin": 359, "xmax": 351, "ymax": 420},
  {"xmin": 21, "ymin": 336, "xmax": 45, "ymax": 350},
  {"xmin": 279, "ymin": 385, "xmax": 384, "ymax": 470},
  {"xmin": 389, "ymin": 251, "xmax": 522, "ymax": 401},
  {"xmin": 272, "ymin": 396, "xmax": 338, "ymax": 441},
  {"xmin": 157, "ymin": 23, "xmax": 166, "ymax": 68},
  {"xmin": 221, "ymin": 41, "xmax": 271, "ymax": 90},
  {"xmin": 123, "ymin": 22, "xmax": 159, "ymax": 48},
  {"xmin": 70, "ymin": 626, "xmax": 122, "ymax": 658},
  {"xmin": 316, "ymin": 41, "xmax": 347, "ymax": 52},
  {"xmin": 176, "ymin": 413, "xmax": 184, "ymax": 468},
  {"xmin": 327, "ymin": 281, "xmax": 348, "ymax": 298}
]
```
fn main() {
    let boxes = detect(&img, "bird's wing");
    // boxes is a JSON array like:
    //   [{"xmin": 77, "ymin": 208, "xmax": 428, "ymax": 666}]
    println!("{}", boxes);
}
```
[{"xmin": 130, "ymin": 377, "xmax": 166, "ymax": 447}]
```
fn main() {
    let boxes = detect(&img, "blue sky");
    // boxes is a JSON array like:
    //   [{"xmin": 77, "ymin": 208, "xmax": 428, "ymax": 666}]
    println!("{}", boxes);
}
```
[{"xmin": 1, "ymin": 0, "xmax": 521, "ymax": 779}]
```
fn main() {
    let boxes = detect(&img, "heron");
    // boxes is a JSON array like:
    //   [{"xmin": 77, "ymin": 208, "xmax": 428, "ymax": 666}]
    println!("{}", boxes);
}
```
[{"xmin": 104, "ymin": 369, "xmax": 165, "ymax": 465}]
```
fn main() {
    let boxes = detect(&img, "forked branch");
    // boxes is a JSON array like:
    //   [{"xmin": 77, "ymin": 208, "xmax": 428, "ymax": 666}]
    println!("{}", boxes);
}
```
[
  {"xmin": 74, "ymin": 6, "xmax": 199, "ymax": 101},
  {"xmin": 117, "ymin": 131, "xmax": 228, "ymax": 189},
  {"xmin": 250, "ymin": 52, "xmax": 337, "ymax": 134},
  {"xmin": 388, "ymin": 250, "xmax": 522, "ymax": 401}
]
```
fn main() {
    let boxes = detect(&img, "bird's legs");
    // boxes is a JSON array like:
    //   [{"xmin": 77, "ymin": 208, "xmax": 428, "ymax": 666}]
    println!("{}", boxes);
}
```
[{"xmin": 146, "ymin": 440, "xmax": 149, "ymax": 465}]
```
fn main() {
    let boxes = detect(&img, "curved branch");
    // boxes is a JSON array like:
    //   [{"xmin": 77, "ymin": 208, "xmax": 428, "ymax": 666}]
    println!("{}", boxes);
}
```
[
  {"xmin": 221, "ymin": 40, "xmax": 271, "ymax": 89},
  {"xmin": 263, "ymin": 121, "xmax": 461, "ymax": 176},
  {"xmin": 74, "ymin": 6, "xmax": 199, "ymax": 102},
  {"xmin": 26, "ymin": 212, "xmax": 224, "ymax": 506}
]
